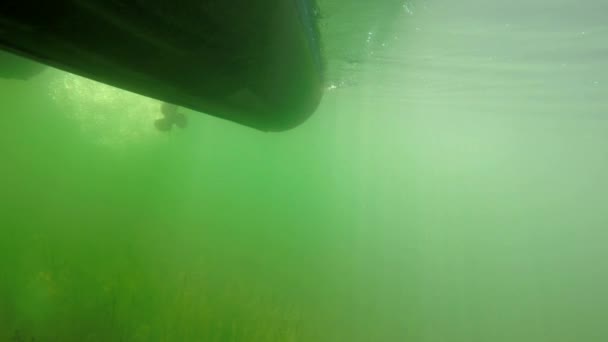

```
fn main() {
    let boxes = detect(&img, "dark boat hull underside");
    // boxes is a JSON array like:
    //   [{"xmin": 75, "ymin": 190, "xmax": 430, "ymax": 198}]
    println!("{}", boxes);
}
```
[{"xmin": 0, "ymin": 1, "xmax": 323, "ymax": 131}]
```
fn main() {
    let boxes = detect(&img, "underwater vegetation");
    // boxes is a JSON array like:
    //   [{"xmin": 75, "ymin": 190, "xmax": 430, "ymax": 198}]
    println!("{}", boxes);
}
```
[{"xmin": 2, "ymin": 266, "xmax": 307, "ymax": 341}]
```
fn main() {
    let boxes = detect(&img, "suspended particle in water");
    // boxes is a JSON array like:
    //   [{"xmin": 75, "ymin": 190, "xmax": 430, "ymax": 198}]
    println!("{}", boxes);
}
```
[{"xmin": 403, "ymin": 2, "xmax": 414, "ymax": 15}]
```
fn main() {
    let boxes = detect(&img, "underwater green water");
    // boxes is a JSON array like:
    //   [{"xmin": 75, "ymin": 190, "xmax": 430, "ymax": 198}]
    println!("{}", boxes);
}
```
[{"xmin": 1, "ymin": 0, "xmax": 607, "ymax": 341}]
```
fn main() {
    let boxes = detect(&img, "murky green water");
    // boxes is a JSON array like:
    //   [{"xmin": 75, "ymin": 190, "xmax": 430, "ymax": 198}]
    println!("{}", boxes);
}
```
[{"xmin": 1, "ymin": 0, "xmax": 607, "ymax": 341}]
